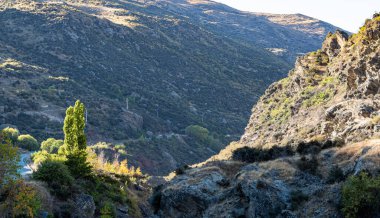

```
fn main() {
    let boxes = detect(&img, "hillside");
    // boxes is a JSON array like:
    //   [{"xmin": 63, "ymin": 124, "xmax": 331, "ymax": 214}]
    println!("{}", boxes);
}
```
[
  {"xmin": 153, "ymin": 14, "xmax": 380, "ymax": 217},
  {"xmin": 154, "ymin": 0, "xmax": 343, "ymax": 63},
  {"xmin": 0, "ymin": 0, "xmax": 340, "ymax": 175}
]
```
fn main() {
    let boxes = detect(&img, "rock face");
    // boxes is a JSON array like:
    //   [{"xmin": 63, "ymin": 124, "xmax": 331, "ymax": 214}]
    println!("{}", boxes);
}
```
[
  {"xmin": 213, "ymin": 14, "xmax": 380, "ymax": 160},
  {"xmin": 73, "ymin": 194, "xmax": 96, "ymax": 218},
  {"xmin": 153, "ymin": 15, "xmax": 380, "ymax": 217}
]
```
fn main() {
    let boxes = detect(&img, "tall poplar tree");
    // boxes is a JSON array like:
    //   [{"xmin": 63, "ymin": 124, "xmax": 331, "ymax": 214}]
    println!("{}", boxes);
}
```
[{"xmin": 63, "ymin": 100, "xmax": 91, "ymax": 178}]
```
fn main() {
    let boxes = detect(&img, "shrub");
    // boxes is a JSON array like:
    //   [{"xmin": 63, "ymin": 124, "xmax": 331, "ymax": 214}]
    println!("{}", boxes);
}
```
[
  {"xmin": 327, "ymin": 166, "xmax": 345, "ymax": 184},
  {"xmin": 100, "ymin": 201, "xmax": 116, "ymax": 218},
  {"xmin": 118, "ymin": 149, "xmax": 127, "ymax": 155},
  {"xmin": 81, "ymin": 174, "xmax": 128, "ymax": 206},
  {"xmin": 175, "ymin": 165, "xmax": 190, "ymax": 175},
  {"xmin": 40, "ymin": 138, "xmax": 64, "ymax": 154},
  {"xmin": 114, "ymin": 144, "xmax": 125, "ymax": 150},
  {"xmin": 232, "ymin": 146, "xmax": 266, "ymax": 163},
  {"xmin": 290, "ymin": 190, "xmax": 309, "ymax": 210},
  {"xmin": 342, "ymin": 172, "xmax": 380, "ymax": 218},
  {"xmin": 185, "ymin": 125, "xmax": 209, "ymax": 142},
  {"xmin": 232, "ymin": 145, "xmax": 294, "ymax": 163},
  {"xmin": 302, "ymin": 88, "xmax": 333, "ymax": 108},
  {"xmin": 33, "ymin": 160, "xmax": 74, "ymax": 199},
  {"xmin": 268, "ymin": 145, "xmax": 295, "ymax": 157},
  {"xmin": 91, "ymin": 142, "xmax": 111, "ymax": 150},
  {"xmin": 0, "ymin": 180, "xmax": 42, "ymax": 217},
  {"xmin": 296, "ymin": 155, "xmax": 318, "ymax": 175},
  {"xmin": 17, "ymin": 134, "xmax": 39, "ymax": 151},
  {"xmin": 1, "ymin": 127, "xmax": 20, "ymax": 143},
  {"xmin": 296, "ymin": 141, "xmax": 322, "ymax": 155},
  {"xmin": 296, "ymin": 139, "xmax": 344, "ymax": 155},
  {"xmin": 31, "ymin": 150, "xmax": 66, "ymax": 165}
]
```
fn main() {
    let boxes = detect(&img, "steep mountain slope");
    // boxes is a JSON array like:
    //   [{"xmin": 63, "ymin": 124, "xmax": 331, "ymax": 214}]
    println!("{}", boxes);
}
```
[
  {"xmin": 153, "ymin": 0, "xmax": 343, "ymax": 63},
  {"xmin": 0, "ymin": 0, "xmax": 340, "ymax": 175},
  {"xmin": 153, "ymin": 14, "xmax": 380, "ymax": 217}
]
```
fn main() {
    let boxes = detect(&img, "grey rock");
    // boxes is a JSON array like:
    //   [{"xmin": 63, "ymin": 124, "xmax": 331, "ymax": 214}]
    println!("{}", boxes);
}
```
[{"xmin": 73, "ymin": 194, "xmax": 95, "ymax": 218}]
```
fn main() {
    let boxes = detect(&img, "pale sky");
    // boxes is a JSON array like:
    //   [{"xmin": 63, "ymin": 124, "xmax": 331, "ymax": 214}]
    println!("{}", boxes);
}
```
[{"xmin": 213, "ymin": 0, "xmax": 380, "ymax": 32}]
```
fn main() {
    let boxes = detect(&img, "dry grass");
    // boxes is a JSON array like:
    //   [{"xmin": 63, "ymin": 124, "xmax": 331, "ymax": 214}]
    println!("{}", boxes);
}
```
[
  {"xmin": 334, "ymin": 139, "xmax": 380, "ymax": 164},
  {"xmin": 69, "ymin": 3, "xmax": 143, "ymax": 28},
  {"xmin": 207, "ymin": 161, "xmax": 245, "ymax": 178}
]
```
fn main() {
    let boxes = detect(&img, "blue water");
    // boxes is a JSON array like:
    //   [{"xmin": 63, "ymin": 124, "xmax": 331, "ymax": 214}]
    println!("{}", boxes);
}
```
[{"xmin": 18, "ymin": 152, "xmax": 33, "ymax": 177}]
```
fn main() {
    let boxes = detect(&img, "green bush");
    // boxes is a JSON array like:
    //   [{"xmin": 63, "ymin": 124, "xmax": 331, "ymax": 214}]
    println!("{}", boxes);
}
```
[
  {"xmin": 40, "ymin": 138, "xmax": 64, "ymax": 154},
  {"xmin": 33, "ymin": 160, "xmax": 74, "ymax": 199},
  {"xmin": 1, "ymin": 127, "xmax": 20, "ymax": 143},
  {"xmin": 17, "ymin": 134, "xmax": 39, "ymax": 151},
  {"xmin": 342, "ymin": 172, "xmax": 380, "ymax": 218},
  {"xmin": 31, "ymin": 150, "xmax": 66, "ymax": 165},
  {"xmin": 81, "ymin": 174, "xmax": 128, "ymax": 206},
  {"xmin": 100, "ymin": 201, "xmax": 116, "ymax": 218},
  {"xmin": 185, "ymin": 125, "xmax": 209, "ymax": 142}
]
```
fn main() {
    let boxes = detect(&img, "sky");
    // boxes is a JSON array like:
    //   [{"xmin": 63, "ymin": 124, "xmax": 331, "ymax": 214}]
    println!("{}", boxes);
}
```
[{"xmin": 213, "ymin": 0, "xmax": 380, "ymax": 32}]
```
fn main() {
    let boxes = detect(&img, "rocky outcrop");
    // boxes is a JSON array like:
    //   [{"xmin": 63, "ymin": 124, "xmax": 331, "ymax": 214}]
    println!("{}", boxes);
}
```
[
  {"xmin": 154, "ymin": 140, "xmax": 380, "ymax": 217},
  {"xmin": 322, "ymin": 30, "xmax": 348, "ymax": 58},
  {"xmin": 211, "ymin": 14, "xmax": 380, "ymax": 160},
  {"xmin": 152, "ymin": 15, "xmax": 380, "ymax": 218}
]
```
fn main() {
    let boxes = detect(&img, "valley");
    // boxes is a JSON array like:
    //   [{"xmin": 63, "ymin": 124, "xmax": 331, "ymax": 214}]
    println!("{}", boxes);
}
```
[{"xmin": 0, "ymin": 0, "xmax": 340, "ymax": 175}]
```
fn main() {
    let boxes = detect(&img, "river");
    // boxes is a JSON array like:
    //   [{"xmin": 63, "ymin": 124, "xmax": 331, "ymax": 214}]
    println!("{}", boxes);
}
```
[{"xmin": 18, "ymin": 151, "xmax": 33, "ymax": 178}]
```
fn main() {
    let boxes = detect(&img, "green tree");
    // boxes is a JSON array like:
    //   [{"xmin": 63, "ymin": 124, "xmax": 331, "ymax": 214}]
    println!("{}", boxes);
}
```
[
  {"xmin": 17, "ymin": 134, "xmax": 39, "ymax": 151},
  {"xmin": 1, "ymin": 127, "xmax": 20, "ymax": 143},
  {"xmin": 64, "ymin": 100, "xmax": 87, "ymax": 154},
  {"xmin": 40, "ymin": 138, "xmax": 64, "ymax": 154},
  {"xmin": 63, "ymin": 100, "xmax": 91, "ymax": 178},
  {"xmin": 0, "ymin": 133, "xmax": 20, "ymax": 187}
]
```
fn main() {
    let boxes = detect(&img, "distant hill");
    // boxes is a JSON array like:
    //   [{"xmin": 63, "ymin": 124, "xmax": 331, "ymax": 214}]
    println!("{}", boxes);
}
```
[
  {"xmin": 0, "ymin": 0, "xmax": 341, "ymax": 175},
  {"xmin": 154, "ymin": 0, "xmax": 344, "ymax": 63}
]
